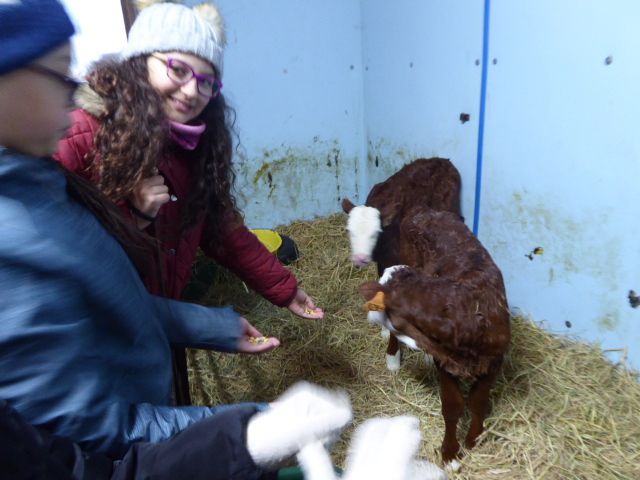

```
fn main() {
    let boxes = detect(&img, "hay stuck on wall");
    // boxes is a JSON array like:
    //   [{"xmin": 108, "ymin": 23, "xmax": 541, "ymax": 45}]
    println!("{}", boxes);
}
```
[{"xmin": 186, "ymin": 214, "xmax": 640, "ymax": 480}]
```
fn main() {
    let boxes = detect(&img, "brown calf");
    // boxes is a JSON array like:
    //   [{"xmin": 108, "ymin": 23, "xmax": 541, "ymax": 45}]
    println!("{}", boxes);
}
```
[{"xmin": 359, "ymin": 206, "xmax": 510, "ymax": 463}]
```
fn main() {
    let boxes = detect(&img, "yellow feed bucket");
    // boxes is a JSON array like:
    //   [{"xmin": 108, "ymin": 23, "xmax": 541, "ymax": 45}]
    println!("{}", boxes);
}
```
[{"xmin": 250, "ymin": 229, "xmax": 283, "ymax": 254}]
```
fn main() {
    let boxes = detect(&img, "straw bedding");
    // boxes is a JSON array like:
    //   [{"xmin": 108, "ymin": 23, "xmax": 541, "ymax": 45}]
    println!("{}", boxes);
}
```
[{"xmin": 186, "ymin": 214, "xmax": 640, "ymax": 480}]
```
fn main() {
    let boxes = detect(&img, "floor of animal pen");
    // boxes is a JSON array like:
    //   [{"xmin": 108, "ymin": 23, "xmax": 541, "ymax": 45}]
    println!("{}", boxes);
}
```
[{"xmin": 185, "ymin": 214, "xmax": 640, "ymax": 480}]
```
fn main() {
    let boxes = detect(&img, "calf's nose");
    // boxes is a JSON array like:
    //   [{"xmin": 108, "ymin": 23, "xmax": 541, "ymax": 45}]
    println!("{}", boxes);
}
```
[{"xmin": 351, "ymin": 254, "xmax": 371, "ymax": 267}]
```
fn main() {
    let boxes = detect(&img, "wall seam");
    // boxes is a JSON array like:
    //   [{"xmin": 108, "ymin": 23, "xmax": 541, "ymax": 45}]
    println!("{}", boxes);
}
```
[
  {"xmin": 356, "ymin": 0, "xmax": 369, "ymax": 203},
  {"xmin": 473, "ymin": 0, "xmax": 491, "ymax": 236}
]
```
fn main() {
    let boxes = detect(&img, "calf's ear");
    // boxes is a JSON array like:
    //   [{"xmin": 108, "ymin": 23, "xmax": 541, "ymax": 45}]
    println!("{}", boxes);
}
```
[
  {"xmin": 341, "ymin": 197, "xmax": 355, "ymax": 214},
  {"xmin": 358, "ymin": 281, "xmax": 382, "ymax": 300}
]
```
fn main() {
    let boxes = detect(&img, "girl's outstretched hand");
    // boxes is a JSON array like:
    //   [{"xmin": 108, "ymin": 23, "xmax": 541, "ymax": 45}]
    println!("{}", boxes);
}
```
[
  {"xmin": 287, "ymin": 288, "xmax": 324, "ymax": 319},
  {"xmin": 237, "ymin": 317, "xmax": 280, "ymax": 354}
]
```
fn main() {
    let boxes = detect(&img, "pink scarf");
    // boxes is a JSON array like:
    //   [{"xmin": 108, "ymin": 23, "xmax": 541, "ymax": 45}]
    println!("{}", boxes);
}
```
[{"xmin": 169, "ymin": 120, "xmax": 206, "ymax": 150}]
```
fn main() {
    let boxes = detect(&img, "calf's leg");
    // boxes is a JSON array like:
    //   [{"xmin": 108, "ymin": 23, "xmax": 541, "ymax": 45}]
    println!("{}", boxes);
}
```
[
  {"xmin": 437, "ymin": 366, "xmax": 464, "ymax": 463},
  {"xmin": 385, "ymin": 333, "xmax": 401, "ymax": 371},
  {"xmin": 464, "ymin": 365, "xmax": 500, "ymax": 449}
]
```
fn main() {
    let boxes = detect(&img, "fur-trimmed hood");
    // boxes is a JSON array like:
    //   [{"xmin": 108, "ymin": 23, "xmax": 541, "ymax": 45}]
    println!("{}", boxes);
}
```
[{"xmin": 73, "ymin": 83, "xmax": 106, "ymax": 118}]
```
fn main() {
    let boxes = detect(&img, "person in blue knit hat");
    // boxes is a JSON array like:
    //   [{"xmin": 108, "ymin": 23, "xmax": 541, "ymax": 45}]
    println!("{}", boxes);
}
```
[{"xmin": 0, "ymin": 2, "xmax": 353, "ymax": 478}]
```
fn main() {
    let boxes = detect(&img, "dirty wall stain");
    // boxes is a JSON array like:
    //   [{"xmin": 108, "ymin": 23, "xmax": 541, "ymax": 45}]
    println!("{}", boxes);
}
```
[
  {"xmin": 367, "ymin": 138, "xmax": 422, "ymax": 182},
  {"xmin": 485, "ymin": 190, "xmax": 621, "ymax": 289},
  {"xmin": 482, "ymin": 188, "xmax": 625, "ymax": 334},
  {"xmin": 598, "ymin": 312, "xmax": 620, "ymax": 332},
  {"xmin": 237, "ymin": 140, "xmax": 357, "ymax": 223}
]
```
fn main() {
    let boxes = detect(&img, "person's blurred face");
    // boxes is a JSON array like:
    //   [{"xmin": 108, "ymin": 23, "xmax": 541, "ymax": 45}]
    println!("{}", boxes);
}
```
[
  {"xmin": 146, "ymin": 51, "xmax": 216, "ymax": 124},
  {"xmin": 0, "ymin": 43, "xmax": 75, "ymax": 157}
]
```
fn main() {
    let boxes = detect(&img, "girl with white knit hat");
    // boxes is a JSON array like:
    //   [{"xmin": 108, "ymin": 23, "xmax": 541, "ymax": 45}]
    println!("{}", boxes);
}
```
[{"xmin": 54, "ymin": 1, "xmax": 325, "ymax": 405}]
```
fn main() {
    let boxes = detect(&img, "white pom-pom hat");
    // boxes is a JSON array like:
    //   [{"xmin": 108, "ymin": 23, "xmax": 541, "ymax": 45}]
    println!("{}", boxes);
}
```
[{"xmin": 122, "ymin": 2, "xmax": 226, "ymax": 77}]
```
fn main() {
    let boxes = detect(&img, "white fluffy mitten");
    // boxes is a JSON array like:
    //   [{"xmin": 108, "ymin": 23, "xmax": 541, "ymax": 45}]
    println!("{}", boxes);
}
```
[
  {"xmin": 342, "ymin": 416, "xmax": 446, "ymax": 480},
  {"xmin": 246, "ymin": 382, "xmax": 352, "ymax": 468},
  {"xmin": 296, "ymin": 440, "xmax": 339, "ymax": 480},
  {"xmin": 410, "ymin": 460, "xmax": 448, "ymax": 480}
]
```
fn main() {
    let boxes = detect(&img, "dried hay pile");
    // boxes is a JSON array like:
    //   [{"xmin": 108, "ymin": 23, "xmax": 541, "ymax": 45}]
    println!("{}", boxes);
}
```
[{"xmin": 186, "ymin": 214, "xmax": 640, "ymax": 480}]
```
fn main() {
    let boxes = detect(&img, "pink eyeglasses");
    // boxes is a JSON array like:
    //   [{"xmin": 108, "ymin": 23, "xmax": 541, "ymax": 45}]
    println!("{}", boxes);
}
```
[{"xmin": 151, "ymin": 54, "xmax": 223, "ymax": 99}]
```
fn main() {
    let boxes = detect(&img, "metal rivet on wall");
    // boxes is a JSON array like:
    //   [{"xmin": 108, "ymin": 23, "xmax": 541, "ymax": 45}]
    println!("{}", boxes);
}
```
[
  {"xmin": 604, "ymin": 56, "xmax": 613, "ymax": 65},
  {"xmin": 492, "ymin": 58, "xmax": 498, "ymax": 65}
]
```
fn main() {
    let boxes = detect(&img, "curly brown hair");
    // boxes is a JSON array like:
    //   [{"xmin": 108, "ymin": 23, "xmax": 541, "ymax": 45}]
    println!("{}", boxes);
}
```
[{"xmin": 86, "ymin": 55, "xmax": 239, "ymax": 238}]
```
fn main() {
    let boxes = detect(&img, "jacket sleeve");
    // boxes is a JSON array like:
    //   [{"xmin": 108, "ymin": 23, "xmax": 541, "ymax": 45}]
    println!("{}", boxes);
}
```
[
  {"xmin": 109, "ymin": 402, "xmax": 266, "ymax": 459},
  {"xmin": 112, "ymin": 405, "xmax": 265, "ymax": 480},
  {"xmin": 150, "ymin": 296, "xmax": 243, "ymax": 351},
  {"xmin": 201, "ymin": 223, "xmax": 298, "ymax": 307}
]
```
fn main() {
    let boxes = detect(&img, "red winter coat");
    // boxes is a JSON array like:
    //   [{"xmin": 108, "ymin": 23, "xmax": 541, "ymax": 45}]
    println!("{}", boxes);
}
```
[{"xmin": 54, "ymin": 103, "xmax": 297, "ymax": 306}]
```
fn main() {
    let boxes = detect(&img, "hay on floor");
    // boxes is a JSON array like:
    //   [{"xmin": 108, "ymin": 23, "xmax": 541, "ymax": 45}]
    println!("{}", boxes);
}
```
[{"xmin": 186, "ymin": 214, "xmax": 640, "ymax": 480}]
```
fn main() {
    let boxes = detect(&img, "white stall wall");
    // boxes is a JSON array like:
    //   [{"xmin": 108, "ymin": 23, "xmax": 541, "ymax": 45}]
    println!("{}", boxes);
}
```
[{"xmin": 479, "ymin": 0, "xmax": 640, "ymax": 369}]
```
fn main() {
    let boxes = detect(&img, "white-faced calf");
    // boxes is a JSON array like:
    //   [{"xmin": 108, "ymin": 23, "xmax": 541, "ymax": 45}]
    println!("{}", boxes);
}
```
[
  {"xmin": 342, "ymin": 157, "xmax": 462, "ymax": 270},
  {"xmin": 343, "ymin": 158, "xmax": 463, "ymax": 369}
]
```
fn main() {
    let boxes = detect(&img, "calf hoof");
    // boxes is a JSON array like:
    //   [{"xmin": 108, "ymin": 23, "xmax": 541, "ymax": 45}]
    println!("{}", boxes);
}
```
[
  {"xmin": 464, "ymin": 433, "xmax": 480, "ymax": 450},
  {"xmin": 386, "ymin": 350, "xmax": 401, "ymax": 371},
  {"xmin": 444, "ymin": 459, "xmax": 462, "ymax": 473},
  {"xmin": 441, "ymin": 441, "xmax": 460, "ymax": 465}
]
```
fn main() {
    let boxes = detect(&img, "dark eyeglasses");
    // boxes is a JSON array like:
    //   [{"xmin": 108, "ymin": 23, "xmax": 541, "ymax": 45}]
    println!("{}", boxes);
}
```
[
  {"xmin": 25, "ymin": 63, "xmax": 81, "ymax": 102},
  {"xmin": 151, "ymin": 54, "xmax": 222, "ymax": 99}
]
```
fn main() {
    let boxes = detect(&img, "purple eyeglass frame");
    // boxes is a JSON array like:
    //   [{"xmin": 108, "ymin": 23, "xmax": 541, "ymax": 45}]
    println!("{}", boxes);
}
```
[{"xmin": 152, "ymin": 54, "xmax": 223, "ymax": 99}]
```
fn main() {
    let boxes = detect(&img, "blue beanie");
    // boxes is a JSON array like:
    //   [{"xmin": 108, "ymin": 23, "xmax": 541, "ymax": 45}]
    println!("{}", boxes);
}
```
[{"xmin": 0, "ymin": 0, "xmax": 75, "ymax": 75}]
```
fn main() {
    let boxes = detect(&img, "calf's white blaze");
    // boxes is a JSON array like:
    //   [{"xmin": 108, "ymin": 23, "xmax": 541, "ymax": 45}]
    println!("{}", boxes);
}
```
[{"xmin": 346, "ymin": 206, "xmax": 382, "ymax": 264}]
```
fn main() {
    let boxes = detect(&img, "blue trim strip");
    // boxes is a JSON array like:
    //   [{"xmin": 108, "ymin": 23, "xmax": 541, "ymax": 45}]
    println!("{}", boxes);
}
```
[{"xmin": 473, "ymin": 0, "xmax": 491, "ymax": 236}]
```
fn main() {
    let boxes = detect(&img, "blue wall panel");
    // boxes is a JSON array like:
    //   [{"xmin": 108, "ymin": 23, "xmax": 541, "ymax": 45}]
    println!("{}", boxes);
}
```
[
  {"xmin": 214, "ymin": 0, "xmax": 366, "ymax": 228},
  {"xmin": 480, "ymin": 0, "xmax": 640, "ymax": 369},
  {"xmin": 361, "ymin": 0, "xmax": 484, "ymax": 223}
]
